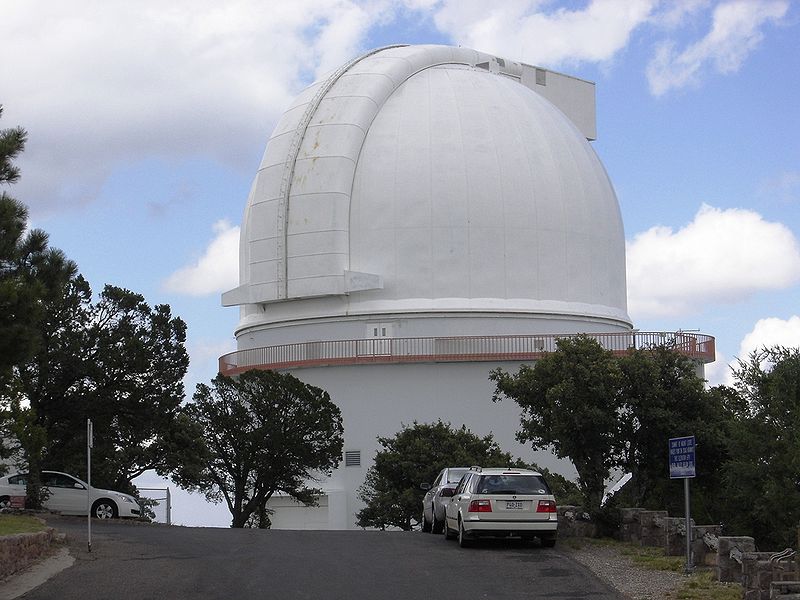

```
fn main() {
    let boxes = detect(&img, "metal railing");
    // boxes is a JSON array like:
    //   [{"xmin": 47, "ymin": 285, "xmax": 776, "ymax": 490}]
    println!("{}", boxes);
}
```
[{"xmin": 218, "ymin": 331, "xmax": 715, "ymax": 376}]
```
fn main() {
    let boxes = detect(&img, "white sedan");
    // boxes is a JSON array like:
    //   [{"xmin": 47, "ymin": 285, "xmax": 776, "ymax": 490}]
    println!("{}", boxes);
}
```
[
  {"xmin": 443, "ymin": 467, "xmax": 558, "ymax": 548},
  {"xmin": 0, "ymin": 470, "xmax": 141, "ymax": 519}
]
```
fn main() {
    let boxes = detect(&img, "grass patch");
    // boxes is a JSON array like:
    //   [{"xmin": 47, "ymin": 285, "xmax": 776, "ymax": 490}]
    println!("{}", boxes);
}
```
[
  {"xmin": 566, "ymin": 536, "xmax": 685, "ymax": 571},
  {"xmin": 669, "ymin": 571, "xmax": 742, "ymax": 600},
  {"xmin": 0, "ymin": 514, "xmax": 47, "ymax": 536},
  {"xmin": 618, "ymin": 544, "xmax": 686, "ymax": 572}
]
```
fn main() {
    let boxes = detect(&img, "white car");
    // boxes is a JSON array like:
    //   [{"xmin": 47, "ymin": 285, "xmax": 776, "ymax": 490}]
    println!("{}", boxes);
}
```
[
  {"xmin": 0, "ymin": 470, "xmax": 141, "ymax": 519},
  {"xmin": 421, "ymin": 467, "xmax": 470, "ymax": 534},
  {"xmin": 443, "ymin": 466, "xmax": 558, "ymax": 548}
]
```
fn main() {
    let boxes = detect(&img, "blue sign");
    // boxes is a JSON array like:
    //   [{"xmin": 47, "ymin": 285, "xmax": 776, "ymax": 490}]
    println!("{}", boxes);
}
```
[{"xmin": 669, "ymin": 436, "xmax": 696, "ymax": 479}]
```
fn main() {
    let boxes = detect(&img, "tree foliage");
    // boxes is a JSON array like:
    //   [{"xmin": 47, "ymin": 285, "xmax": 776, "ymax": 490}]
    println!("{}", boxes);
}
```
[
  {"xmin": 615, "ymin": 346, "xmax": 733, "ymax": 521},
  {"xmin": 491, "ymin": 335, "xmax": 624, "ymax": 511},
  {"xmin": 719, "ymin": 347, "xmax": 800, "ymax": 548},
  {"xmin": 0, "ymin": 106, "xmax": 76, "ymax": 483},
  {"xmin": 491, "ymin": 335, "xmax": 731, "ymax": 517},
  {"xmin": 0, "ymin": 105, "xmax": 76, "ymax": 390},
  {"xmin": 185, "ymin": 370, "xmax": 344, "ymax": 528},
  {"xmin": 15, "ymin": 276, "xmax": 202, "ymax": 492},
  {"xmin": 355, "ymin": 421, "xmax": 521, "ymax": 531}
]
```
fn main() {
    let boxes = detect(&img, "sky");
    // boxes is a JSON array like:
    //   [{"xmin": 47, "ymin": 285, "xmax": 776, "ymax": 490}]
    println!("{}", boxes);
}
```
[{"xmin": 2, "ymin": 0, "xmax": 798, "ymax": 526}]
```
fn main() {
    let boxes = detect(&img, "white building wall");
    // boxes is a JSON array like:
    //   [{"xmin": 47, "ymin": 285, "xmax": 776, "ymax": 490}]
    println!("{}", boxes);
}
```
[{"xmin": 274, "ymin": 360, "xmax": 577, "ymax": 530}]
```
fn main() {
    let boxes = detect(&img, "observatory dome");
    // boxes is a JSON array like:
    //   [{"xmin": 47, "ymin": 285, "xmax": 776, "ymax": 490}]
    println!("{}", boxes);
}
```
[{"xmin": 224, "ymin": 45, "xmax": 631, "ymax": 332}]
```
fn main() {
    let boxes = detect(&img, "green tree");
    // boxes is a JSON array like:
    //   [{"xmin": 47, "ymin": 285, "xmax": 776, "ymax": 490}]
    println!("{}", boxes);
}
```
[
  {"xmin": 616, "ymin": 346, "xmax": 733, "ymax": 521},
  {"xmin": 719, "ymin": 346, "xmax": 800, "ymax": 548},
  {"xmin": 17, "ymin": 276, "xmax": 202, "ymax": 492},
  {"xmin": 355, "ymin": 421, "xmax": 521, "ymax": 531},
  {"xmin": 0, "ymin": 105, "xmax": 76, "ymax": 390},
  {"xmin": 0, "ymin": 105, "xmax": 76, "ymax": 487},
  {"xmin": 491, "ymin": 335, "xmax": 624, "ymax": 512},
  {"xmin": 185, "ymin": 370, "xmax": 344, "ymax": 528}
]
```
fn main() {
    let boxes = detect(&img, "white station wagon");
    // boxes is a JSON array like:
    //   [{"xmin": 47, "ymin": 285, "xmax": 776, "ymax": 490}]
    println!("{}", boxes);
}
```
[
  {"xmin": 0, "ymin": 470, "xmax": 141, "ymax": 519},
  {"xmin": 443, "ymin": 466, "xmax": 558, "ymax": 548}
]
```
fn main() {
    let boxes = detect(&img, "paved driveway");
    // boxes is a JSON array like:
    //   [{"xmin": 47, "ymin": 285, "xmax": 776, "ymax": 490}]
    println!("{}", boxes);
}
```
[{"xmin": 23, "ymin": 516, "xmax": 622, "ymax": 600}]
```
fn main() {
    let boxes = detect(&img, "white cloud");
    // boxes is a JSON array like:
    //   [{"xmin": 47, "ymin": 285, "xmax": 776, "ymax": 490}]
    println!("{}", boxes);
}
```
[
  {"xmin": 627, "ymin": 204, "xmax": 800, "ymax": 318},
  {"xmin": 184, "ymin": 336, "xmax": 237, "ymax": 395},
  {"xmin": 738, "ymin": 315, "xmax": 800, "ymax": 360},
  {"xmin": 646, "ymin": 0, "xmax": 788, "ymax": 95},
  {"xmin": 430, "ymin": 0, "xmax": 656, "ymax": 68},
  {"xmin": 758, "ymin": 170, "xmax": 800, "ymax": 204},
  {"xmin": 164, "ymin": 220, "xmax": 239, "ymax": 295},
  {"xmin": 650, "ymin": 0, "xmax": 711, "ymax": 29},
  {"xmin": 703, "ymin": 349, "xmax": 734, "ymax": 387},
  {"xmin": 0, "ymin": 1, "xmax": 389, "ymax": 213}
]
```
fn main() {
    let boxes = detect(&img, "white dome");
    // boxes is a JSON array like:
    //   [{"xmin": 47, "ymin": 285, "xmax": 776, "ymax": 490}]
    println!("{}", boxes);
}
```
[{"xmin": 226, "ymin": 45, "xmax": 630, "ymax": 330}]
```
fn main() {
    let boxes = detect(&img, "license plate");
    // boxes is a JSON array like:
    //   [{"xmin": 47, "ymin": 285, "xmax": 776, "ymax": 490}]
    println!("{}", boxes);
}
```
[{"xmin": 506, "ymin": 501, "xmax": 524, "ymax": 510}]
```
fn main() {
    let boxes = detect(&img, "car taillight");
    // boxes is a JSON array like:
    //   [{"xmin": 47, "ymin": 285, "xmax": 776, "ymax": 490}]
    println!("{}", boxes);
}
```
[
  {"xmin": 536, "ymin": 500, "xmax": 557, "ymax": 513},
  {"xmin": 468, "ymin": 499, "xmax": 492, "ymax": 512}
]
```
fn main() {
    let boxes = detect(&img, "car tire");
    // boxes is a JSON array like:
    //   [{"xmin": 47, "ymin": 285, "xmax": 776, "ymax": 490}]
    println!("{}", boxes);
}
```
[
  {"xmin": 0, "ymin": 496, "xmax": 10, "ymax": 510},
  {"xmin": 92, "ymin": 499, "xmax": 118, "ymax": 519},
  {"xmin": 458, "ymin": 518, "xmax": 472, "ymax": 548},
  {"xmin": 431, "ymin": 510, "xmax": 444, "ymax": 534},
  {"xmin": 421, "ymin": 511, "xmax": 432, "ymax": 533},
  {"xmin": 443, "ymin": 518, "xmax": 456, "ymax": 540}
]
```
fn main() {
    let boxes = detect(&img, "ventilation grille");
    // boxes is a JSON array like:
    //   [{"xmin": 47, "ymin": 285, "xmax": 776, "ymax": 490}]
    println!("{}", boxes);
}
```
[
  {"xmin": 345, "ymin": 450, "xmax": 361, "ymax": 467},
  {"xmin": 535, "ymin": 68, "xmax": 547, "ymax": 86}
]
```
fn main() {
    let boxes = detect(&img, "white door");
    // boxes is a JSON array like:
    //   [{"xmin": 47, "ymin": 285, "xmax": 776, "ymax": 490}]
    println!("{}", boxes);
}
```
[{"xmin": 43, "ymin": 472, "xmax": 88, "ymax": 515}]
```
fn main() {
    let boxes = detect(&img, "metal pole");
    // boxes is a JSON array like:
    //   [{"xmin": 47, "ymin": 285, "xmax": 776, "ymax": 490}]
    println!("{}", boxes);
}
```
[
  {"xmin": 87, "ymin": 419, "xmax": 92, "ymax": 553},
  {"xmin": 684, "ymin": 477, "xmax": 692, "ymax": 573},
  {"xmin": 166, "ymin": 488, "xmax": 172, "ymax": 526}
]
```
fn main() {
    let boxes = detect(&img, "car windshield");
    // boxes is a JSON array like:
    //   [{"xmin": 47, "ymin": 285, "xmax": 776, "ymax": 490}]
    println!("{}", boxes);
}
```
[
  {"xmin": 476, "ymin": 474, "xmax": 550, "ymax": 495},
  {"xmin": 446, "ymin": 469, "xmax": 469, "ymax": 484}
]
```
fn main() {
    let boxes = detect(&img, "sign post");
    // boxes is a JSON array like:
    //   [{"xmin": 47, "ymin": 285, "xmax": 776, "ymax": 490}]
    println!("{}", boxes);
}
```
[
  {"xmin": 669, "ymin": 435, "xmax": 696, "ymax": 574},
  {"xmin": 87, "ymin": 419, "xmax": 93, "ymax": 553}
]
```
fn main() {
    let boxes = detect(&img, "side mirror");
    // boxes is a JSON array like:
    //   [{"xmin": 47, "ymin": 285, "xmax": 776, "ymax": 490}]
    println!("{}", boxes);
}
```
[
  {"xmin": 440, "ymin": 487, "xmax": 455, "ymax": 498},
  {"xmin": 420, "ymin": 482, "xmax": 431, "ymax": 491}
]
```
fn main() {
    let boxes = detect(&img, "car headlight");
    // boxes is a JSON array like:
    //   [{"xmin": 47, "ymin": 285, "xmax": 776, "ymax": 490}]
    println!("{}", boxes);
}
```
[{"xmin": 118, "ymin": 495, "xmax": 135, "ymax": 503}]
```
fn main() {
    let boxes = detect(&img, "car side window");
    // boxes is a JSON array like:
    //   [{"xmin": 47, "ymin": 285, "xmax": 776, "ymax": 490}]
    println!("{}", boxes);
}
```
[
  {"xmin": 455, "ymin": 474, "xmax": 468, "ymax": 495},
  {"xmin": 45, "ymin": 474, "xmax": 80, "ymax": 488},
  {"xmin": 42, "ymin": 473, "xmax": 60, "ymax": 487},
  {"xmin": 8, "ymin": 474, "xmax": 27, "ymax": 485}
]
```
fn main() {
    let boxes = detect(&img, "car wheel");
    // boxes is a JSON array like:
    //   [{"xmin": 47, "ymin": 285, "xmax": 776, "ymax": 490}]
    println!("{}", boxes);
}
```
[
  {"xmin": 443, "ymin": 517, "xmax": 456, "ymax": 540},
  {"xmin": 421, "ymin": 510, "xmax": 432, "ymax": 533},
  {"xmin": 431, "ymin": 509, "xmax": 444, "ymax": 534},
  {"xmin": 92, "ymin": 499, "xmax": 118, "ymax": 519},
  {"xmin": 0, "ymin": 496, "xmax": 10, "ymax": 509},
  {"xmin": 458, "ymin": 518, "xmax": 472, "ymax": 548}
]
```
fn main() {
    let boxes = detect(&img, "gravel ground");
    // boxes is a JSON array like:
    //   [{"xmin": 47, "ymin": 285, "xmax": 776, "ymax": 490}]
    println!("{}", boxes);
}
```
[{"xmin": 565, "ymin": 543, "xmax": 688, "ymax": 600}]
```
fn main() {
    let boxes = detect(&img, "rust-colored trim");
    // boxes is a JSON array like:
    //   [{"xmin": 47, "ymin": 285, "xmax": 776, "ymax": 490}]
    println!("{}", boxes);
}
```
[{"xmin": 218, "ymin": 332, "xmax": 715, "ymax": 376}]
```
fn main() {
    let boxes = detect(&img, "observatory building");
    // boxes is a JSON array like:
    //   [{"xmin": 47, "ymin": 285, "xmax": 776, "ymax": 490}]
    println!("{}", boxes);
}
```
[{"xmin": 220, "ymin": 45, "xmax": 714, "ymax": 529}]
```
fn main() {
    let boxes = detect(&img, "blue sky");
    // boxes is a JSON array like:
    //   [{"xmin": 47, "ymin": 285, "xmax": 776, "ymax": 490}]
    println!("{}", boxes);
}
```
[{"xmin": 2, "ymin": 0, "xmax": 798, "ymax": 525}]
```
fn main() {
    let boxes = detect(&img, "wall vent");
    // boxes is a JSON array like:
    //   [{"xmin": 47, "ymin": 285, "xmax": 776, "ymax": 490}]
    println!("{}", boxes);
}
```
[
  {"xmin": 535, "ymin": 68, "xmax": 547, "ymax": 86},
  {"xmin": 345, "ymin": 450, "xmax": 361, "ymax": 467}
]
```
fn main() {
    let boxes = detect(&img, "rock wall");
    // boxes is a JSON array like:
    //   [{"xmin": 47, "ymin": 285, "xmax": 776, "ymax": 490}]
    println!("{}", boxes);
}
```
[{"xmin": 0, "ymin": 527, "xmax": 63, "ymax": 581}]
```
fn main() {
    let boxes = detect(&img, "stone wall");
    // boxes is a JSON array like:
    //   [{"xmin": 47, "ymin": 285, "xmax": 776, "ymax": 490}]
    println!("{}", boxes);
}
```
[
  {"xmin": 571, "ymin": 506, "xmax": 800, "ymax": 599},
  {"xmin": 0, "ymin": 526, "xmax": 63, "ymax": 580},
  {"xmin": 557, "ymin": 506, "xmax": 597, "ymax": 538}
]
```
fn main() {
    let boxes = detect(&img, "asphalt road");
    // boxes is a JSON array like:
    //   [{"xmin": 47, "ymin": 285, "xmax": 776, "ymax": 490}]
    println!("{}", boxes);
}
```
[{"xmin": 23, "ymin": 516, "xmax": 623, "ymax": 600}]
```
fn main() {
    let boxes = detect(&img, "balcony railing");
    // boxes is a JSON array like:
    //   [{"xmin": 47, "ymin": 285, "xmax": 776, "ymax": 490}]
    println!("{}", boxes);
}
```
[{"xmin": 218, "ymin": 331, "xmax": 715, "ymax": 376}]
